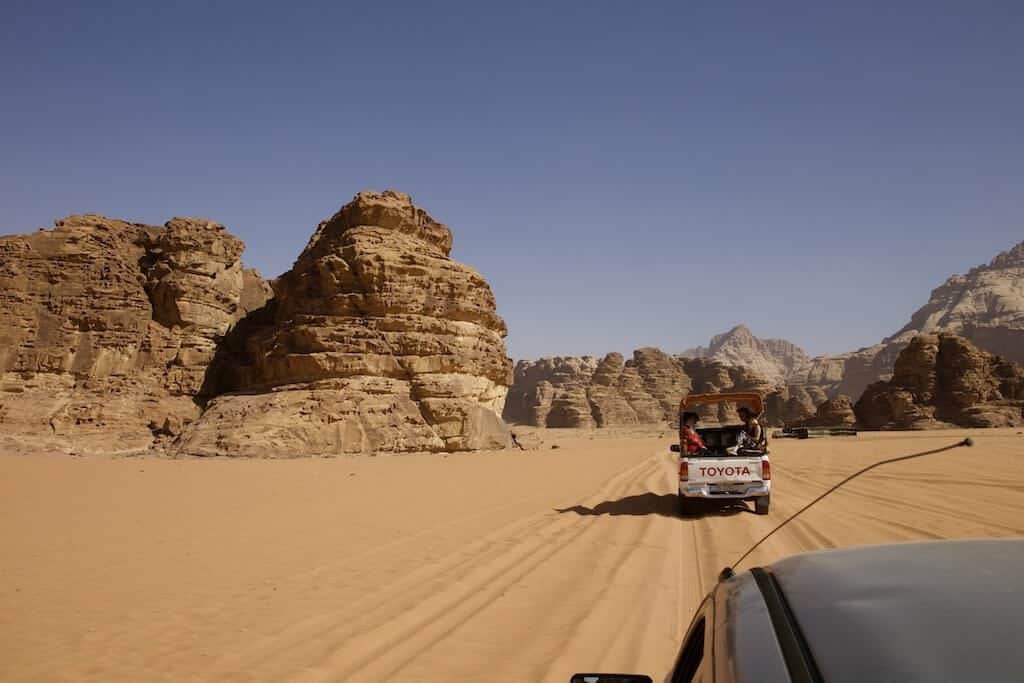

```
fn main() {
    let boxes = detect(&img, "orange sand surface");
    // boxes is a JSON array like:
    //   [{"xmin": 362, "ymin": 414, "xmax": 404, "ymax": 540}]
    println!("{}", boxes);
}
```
[{"xmin": 2, "ymin": 429, "xmax": 1022, "ymax": 681}]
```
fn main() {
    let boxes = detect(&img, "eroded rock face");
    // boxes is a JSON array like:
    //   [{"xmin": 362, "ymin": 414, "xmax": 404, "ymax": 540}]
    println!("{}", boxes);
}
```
[
  {"xmin": 681, "ymin": 357, "xmax": 776, "ymax": 425},
  {"xmin": 763, "ymin": 384, "xmax": 825, "ymax": 427},
  {"xmin": 504, "ymin": 349, "xmax": 691, "ymax": 429},
  {"xmin": 589, "ymin": 352, "xmax": 665, "ymax": 426},
  {"xmin": 686, "ymin": 241, "xmax": 1024, "ymax": 406},
  {"xmin": 633, "ymin": 348, "xmax": 690, "ymax": 420},
  {"xmin": 887, "ymin": 242, "xmax": 1024, "ymax": 363},
  {"xmin": 680, "ymin": 325, "xmax": 891, "ymax": 404},
  {"xmin": 503, "ymin": 356, "xmax": 599, "ymax": 428},
  {"xmin": 504, "ymin": 347, "xmax": 793, "ymax": 429},
  {"xmin": 684, "ymin": 325, "xmax": 810, "ymax": 386},
  {"xmin": 803, "ymin": 395, "xmax": 856, "ymax": 427},
  {"xmin": 0, "ymin": 214, "xmax": 267, "ymax": 455},
  {"xmin": 854, "ymin": 334, "xmax": 1024, "ymax": 429},
  {"xmin": 174, "ymin": 191, "xmax": 512, "ymax": 456}
]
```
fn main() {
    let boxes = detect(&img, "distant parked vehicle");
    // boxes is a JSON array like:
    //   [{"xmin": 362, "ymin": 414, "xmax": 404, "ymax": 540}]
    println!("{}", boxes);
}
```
[{"xmin": 671, "ymin": 392, "xmax": 771, "ymax": 515}]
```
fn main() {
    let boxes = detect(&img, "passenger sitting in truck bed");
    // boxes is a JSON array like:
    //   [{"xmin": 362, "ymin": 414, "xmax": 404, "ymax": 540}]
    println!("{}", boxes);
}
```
[
  {"xmin": 737, "ymin": 406, "xmax": 766, "ymax": 452},
  {"xmin": 679, "ymin": 411, "xmax": 706, "ymax": 454}
]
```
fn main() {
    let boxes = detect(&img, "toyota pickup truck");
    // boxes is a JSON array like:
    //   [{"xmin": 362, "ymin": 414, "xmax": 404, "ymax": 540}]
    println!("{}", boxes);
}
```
[{"xmin": 671, "ymin": 392, "xmax": 771, "ymax": 516}]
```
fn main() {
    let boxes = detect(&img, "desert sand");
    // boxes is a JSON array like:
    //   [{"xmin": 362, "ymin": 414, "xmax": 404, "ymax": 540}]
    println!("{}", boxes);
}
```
[{"xmin": 2, "ymin": 429, "xmax": 1022, "ymax": 682}]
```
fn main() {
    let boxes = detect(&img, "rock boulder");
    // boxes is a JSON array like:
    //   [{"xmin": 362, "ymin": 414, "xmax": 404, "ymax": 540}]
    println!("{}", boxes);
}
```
[
  {"xmin": 854, "ymin": 334, "xmax": 1024, "ymax": 429},
  {"xmin": 0, "ymin": 214, "xmax": 268, "ymax": 455},
  {"xmin": 174, "ymin": 191, "xmax": 512, "ymax": 456}
]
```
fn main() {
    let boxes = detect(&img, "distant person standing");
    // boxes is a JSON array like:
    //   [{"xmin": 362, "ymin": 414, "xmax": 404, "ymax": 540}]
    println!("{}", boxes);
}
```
[
  {"xmin": 679, "ymin": 411, "xmax": 706, "ymax": 454},
  {"xmin": 737, "ymin": 406, "xmax": 765, "ymax": 452}
]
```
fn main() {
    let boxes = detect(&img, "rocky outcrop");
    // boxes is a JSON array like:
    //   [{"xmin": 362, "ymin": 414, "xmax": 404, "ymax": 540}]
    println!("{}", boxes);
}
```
[
  {"xmin": 684, "ymin": 242, "xmax": 1024, "ymax": 405},
  {"xmin": 0, "ymin": 191, "xmax": 511, "ymax": 457},
  {"xmin": 173, "ymin": 191, "xmax": 512, "ymax": 456},
  {"xmin": 764, "ymin": 384, "xmax": 827, "ymax": 427},
  {"xmin": 591, "ymin": 352, "xmax": 667, "ymax": 426},
  {"xmin": 681, "ymin": 357, "xmax": 779, "ymax": 425},
  {"xmin": 792, "ymin": 342, "xmax": 906, "ymax": 403},
  {"xmin": 633, "ymin": 348, "xmax": 690, "ymax": 419},
  {"xmin": 886, "ymin": 241, "xmax": 1024, "ymax": 363},
  {"xmin": 0, "ymin": 214, "xmax": 269, "ymax": 455},
  {"xmin": 503, "ymin": 352, "xmax": 675, "ymax": 429},
  {"xmin": 854, "ymin": 334, "xmax": 1024, "ymax": 429},
  {"xmin": 503, "ymin": 356, "xmax": 600, "ymax": 428},
  {"xmin": 504, "ymin": 347, "xmax": 795, "ymax": 429},
  {"xmin": 680, "ymin": 325, "xmax": 888, "ymax": 403},
  {"xmin": 682, "ymin": 325, "xmax": 809, "ymax": 386},
  {"xmin": 803, "ymin": 395, "xmax": 856, "ymax": 427}
]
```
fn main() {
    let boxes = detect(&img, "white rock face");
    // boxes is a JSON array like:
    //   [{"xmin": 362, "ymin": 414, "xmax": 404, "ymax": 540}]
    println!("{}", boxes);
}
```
[
  {"xmin": 885, "ymin": 241, "xmax": 1024, "ymax": 363},
  {"xmin": 686, "ymin": 325, "xmax": 809, "ymax": 386},
  {"xmin": 687, "ymin": 240, "xmax": 1024, "ymax": 404}
]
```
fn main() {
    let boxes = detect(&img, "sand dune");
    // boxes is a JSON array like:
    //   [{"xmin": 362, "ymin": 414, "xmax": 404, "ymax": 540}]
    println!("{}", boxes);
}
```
[{"xmin": 2, "ymin": 429, "xmax": 1022, "ymax": 681}]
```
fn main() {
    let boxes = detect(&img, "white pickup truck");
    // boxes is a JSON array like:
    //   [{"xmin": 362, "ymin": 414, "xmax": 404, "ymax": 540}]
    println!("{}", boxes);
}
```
[{"xmin": 671, "ymin": 392, "xmax": 771, "ymax": 516}]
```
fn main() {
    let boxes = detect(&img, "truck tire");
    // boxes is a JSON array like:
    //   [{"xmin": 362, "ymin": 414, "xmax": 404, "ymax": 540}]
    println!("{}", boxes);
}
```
[{"xmin": 754, "ymin": 495, "xmax": 770, "ymax": 515}]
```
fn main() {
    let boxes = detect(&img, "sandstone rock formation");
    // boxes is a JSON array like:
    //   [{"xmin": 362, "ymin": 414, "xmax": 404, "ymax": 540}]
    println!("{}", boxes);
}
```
[
  {"xmin": 794, "ymin": 239, "xmax": 1024, "ymax": 401},
  {"xmin": 173, "ymin": 191, "xmax": 512, "ymax": 456},
  {"xmin": 854, "ymin": 334, "xmax": 1024, "ymax": 429},
  {"xmin": 680, "ymin": 357, "xmax": 778, "ymax": 425},
  {"xmin": 503, "ymin": 347, "xmax": 796, "ymax": 429},
  {"xmin": 502, "ymin": 356, "xmax": 600, "ymax": 428},
  {"xmin": 503, "ymin": 353, "xmax": 673, "ymax": 429},
  {"xmin": 763, "ymin": 384, "xmax": 827, "ymax": 427},
  {"xmin": 682, "ymin": 325, "xmax": 809, "ymax": 386},
  {"xmin": 684, "ymin": 241, "xmax": 1024, "ymax": 405},
  {"xmin": 792, "ymin": 342, "xmax": 906, "ymax": 403},
  {"xmin": 802, "ymin": 395, "xmax": 856, "ymax": 427},
  {"xmin": 589, "ymin": 352, "xmax": 666, "ymax": 426},
  {"xmin": 633, "ymin": 348, "xmax": 691, "ymax": 419},
  {"xmin": 0, "ymin": 214, "xmax": 269, "ymax": 455},
  {"xmin": 886, "ymin": 241, "xmax": 1024, "ymax": 364}
]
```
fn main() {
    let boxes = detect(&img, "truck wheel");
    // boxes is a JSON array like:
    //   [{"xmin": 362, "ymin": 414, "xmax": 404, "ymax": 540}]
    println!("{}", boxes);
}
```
[
  {"xmin": 754, "ymin": 495, "xmax": 770, "ymax": 516},
  {"xmin": 678, "ymin": 495, "xmax": 696, "ymax": 517}
]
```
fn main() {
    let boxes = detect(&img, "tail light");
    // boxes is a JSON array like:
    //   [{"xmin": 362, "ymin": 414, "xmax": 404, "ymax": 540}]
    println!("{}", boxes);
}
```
[
  {"xmin": 761, "ymin": 460, "xmax": 771, "ymax": 481},
  {"xmin": 679, "ymin": 460, "xmax": 689, "ymax": 481}
]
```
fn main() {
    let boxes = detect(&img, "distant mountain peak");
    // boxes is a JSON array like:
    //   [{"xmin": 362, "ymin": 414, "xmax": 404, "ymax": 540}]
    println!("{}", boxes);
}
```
[{"xmin": 689, "ymin": 325, "xmax": 809, "ymax": 385}]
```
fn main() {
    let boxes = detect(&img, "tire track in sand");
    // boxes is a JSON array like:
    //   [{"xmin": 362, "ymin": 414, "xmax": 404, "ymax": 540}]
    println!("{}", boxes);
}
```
[{"xmin": 202, "ymin": 453, "xmax": 671, "ymax": 681}]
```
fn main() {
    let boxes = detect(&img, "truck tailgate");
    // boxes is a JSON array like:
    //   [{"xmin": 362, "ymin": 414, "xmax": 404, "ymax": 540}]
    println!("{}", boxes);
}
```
[{"xmin": 686, "ymin": 457, "xmax": 764, "ymax": 483}]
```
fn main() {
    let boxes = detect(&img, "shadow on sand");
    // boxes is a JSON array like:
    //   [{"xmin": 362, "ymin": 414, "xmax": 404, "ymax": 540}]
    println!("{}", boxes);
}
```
[{"xmin": 555, "ymin": 493, "xmax": 754, "ymax": 519}]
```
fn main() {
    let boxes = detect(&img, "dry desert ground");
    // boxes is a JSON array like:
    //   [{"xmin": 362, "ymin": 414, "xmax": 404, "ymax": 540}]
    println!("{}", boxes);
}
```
[{"xmin": 2, "ymin": 428, "xmax": 1022, "ymax": 681}]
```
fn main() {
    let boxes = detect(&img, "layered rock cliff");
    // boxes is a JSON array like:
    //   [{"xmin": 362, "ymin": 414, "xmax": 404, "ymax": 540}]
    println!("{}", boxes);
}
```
[
  {"xmin": 885, "ymin": 241, "xmax": 1024, "ymax": 363},
  {"xmin": 0, "ymin": 191, "xmax": 512, "ymax": 456},
  {"xmin": 798, "ymin": 239, "xmax": 1024, "ymax": 400},
  {"xmin": 802, "ymin": 395, "xmax": 856, "ymax": 427},
  {"xmin": 0, "ymin": 214, "xmax": 270, "ymax": 455},
  {"xmin": 681, "ymin": 242, "xmax": 1024, "ymax": 404},
  {"xmin": 854, "ymin": 334, "xmax": 1024, "ymax": 429},
  {"xmin": 682, "ymin": 325, "xmax": 809, "ymax": 386},
  {"xmin": 173, "ymin": 191, "xmax": 512, "ymax": 456},
  {"xmin": 504, "ymin": 347, "xmax": 797, "ymax": 429}
]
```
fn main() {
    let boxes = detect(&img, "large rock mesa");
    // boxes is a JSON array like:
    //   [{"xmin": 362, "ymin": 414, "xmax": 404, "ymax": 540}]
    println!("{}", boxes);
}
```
[{"xmin": 175, "ymin": 190, "xmax": 513, "ymax": 456}]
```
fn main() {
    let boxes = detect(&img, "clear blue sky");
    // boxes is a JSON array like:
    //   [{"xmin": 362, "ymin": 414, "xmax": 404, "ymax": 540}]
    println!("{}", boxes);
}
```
[{"xmin": 2, "ymin": 1, "xmax": 1021, "ymax": 360}]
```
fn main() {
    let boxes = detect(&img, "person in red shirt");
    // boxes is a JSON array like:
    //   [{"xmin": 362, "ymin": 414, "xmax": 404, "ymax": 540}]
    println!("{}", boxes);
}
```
[{"xmin": 679, "ymin": 411, "xmax": 706, "ymax": 454}]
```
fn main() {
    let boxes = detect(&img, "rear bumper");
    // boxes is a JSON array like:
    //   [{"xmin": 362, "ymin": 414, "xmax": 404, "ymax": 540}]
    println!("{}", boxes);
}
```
[{"xmin": 679, "ymin": 482, "xmax": 770, "ymax": 499}]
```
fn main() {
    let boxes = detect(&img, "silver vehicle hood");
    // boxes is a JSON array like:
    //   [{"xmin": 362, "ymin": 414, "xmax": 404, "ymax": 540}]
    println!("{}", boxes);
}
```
[{"xmin": 768, "ymin": 539, "xmax": 1024, "ymax": 683}]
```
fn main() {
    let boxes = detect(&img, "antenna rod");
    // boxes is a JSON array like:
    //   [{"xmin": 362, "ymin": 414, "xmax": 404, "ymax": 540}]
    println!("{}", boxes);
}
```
[{"xmin": 718, "ymin": 437, "xmax": 974, "ymax": 581}]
